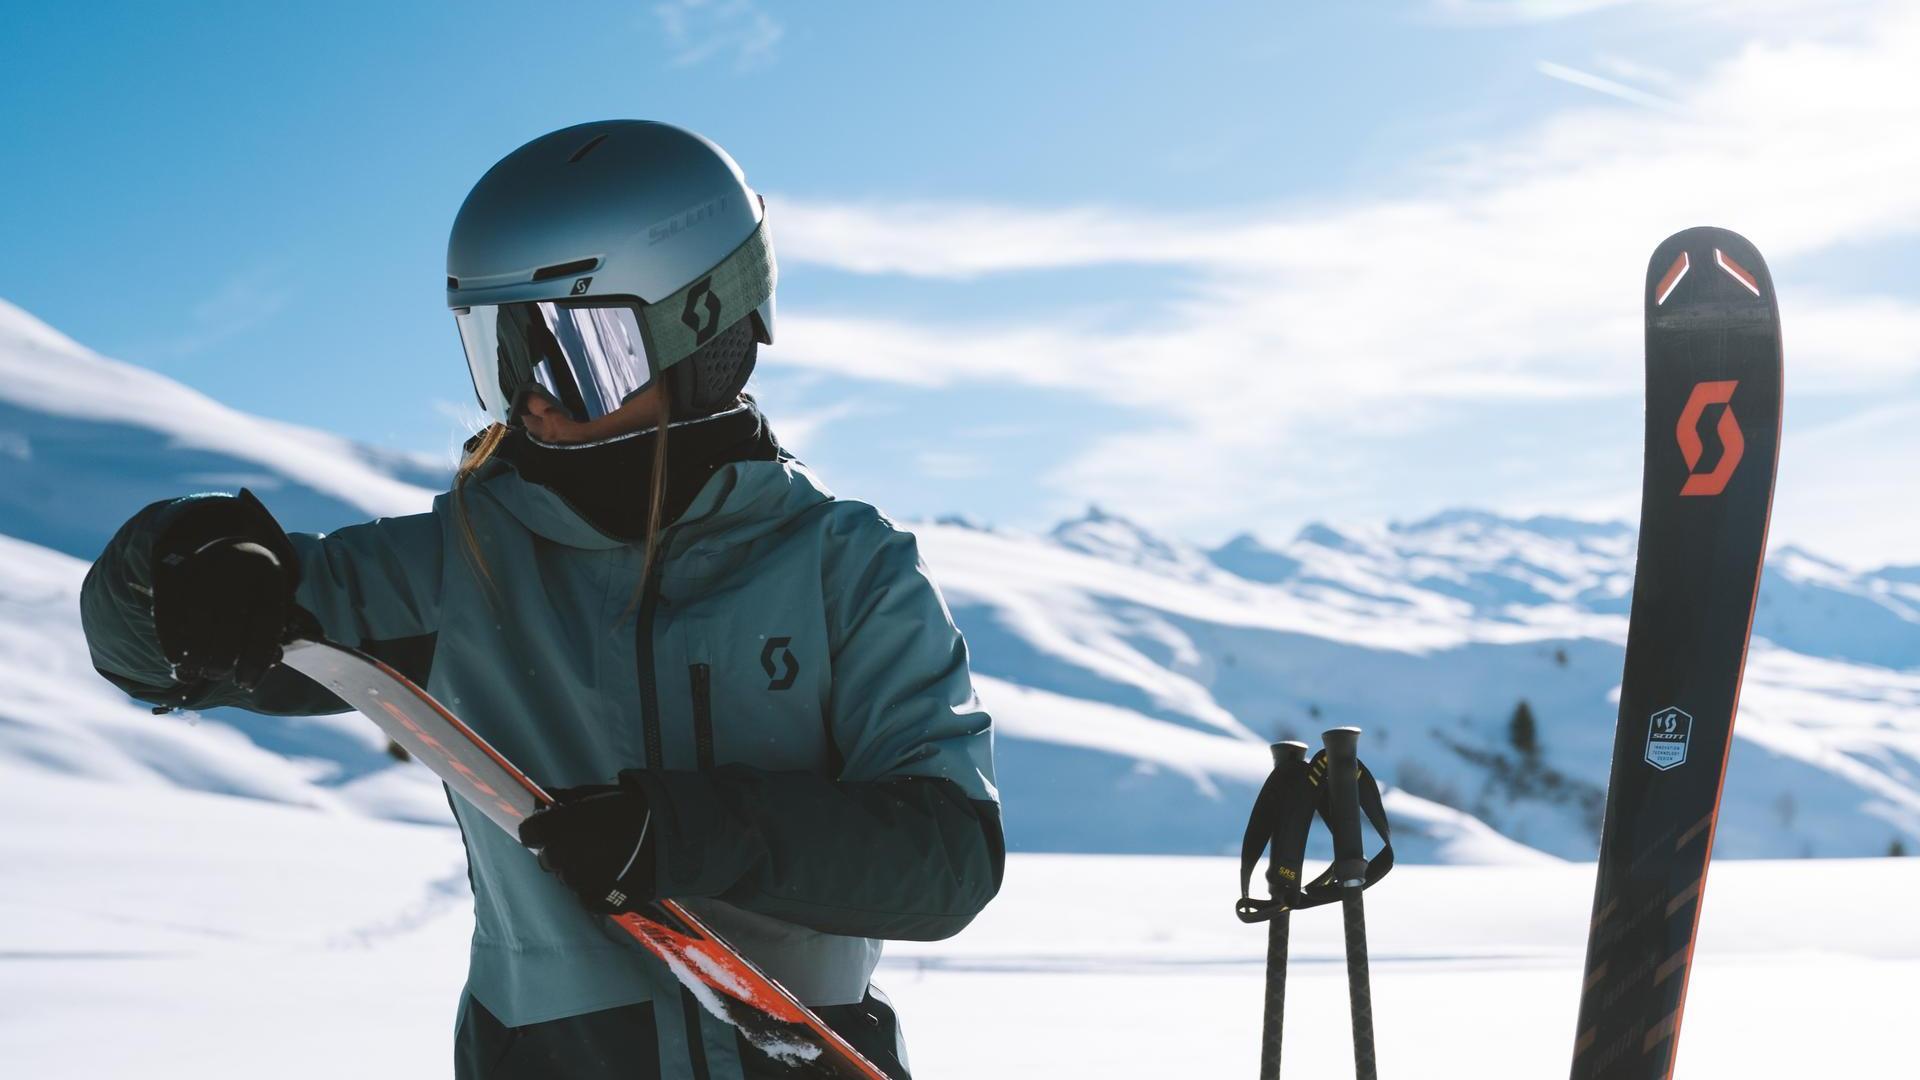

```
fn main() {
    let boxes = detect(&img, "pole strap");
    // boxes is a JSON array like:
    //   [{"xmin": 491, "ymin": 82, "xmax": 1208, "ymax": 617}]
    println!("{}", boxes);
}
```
[
  {"xmin": 1236, "ymin": 755, "xmax": 1309, "ymax": 922},
  {"xmin": 1235, "ymin": 749, "xmax": 1394, "ymax": 923}
]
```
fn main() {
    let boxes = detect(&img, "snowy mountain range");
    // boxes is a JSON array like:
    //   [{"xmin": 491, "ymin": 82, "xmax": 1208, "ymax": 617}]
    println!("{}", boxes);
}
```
[{"xmin": 3, "ymin": 297, "xmax": 1917, "ymax": 864}]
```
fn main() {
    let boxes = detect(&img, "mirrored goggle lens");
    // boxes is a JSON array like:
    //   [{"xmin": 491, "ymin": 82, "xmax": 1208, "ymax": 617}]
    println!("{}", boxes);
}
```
[{"xmin": 454, "ymin": 302, "xmax": 652, "ymax": 424}]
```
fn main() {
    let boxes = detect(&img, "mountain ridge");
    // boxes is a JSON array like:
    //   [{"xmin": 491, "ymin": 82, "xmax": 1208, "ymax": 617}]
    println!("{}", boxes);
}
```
[
  {"xmin": 0, "ymin": 298, "xmax": 441, "ymax": 559},
  {"xmin": 2, "ymin": 299, "xmax": 1916, "ymax": 861}
]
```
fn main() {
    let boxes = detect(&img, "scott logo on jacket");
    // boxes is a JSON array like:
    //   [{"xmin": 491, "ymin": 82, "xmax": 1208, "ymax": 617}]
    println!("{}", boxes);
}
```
[{"xmin": 761, "ymin": 636, "xmax": 798, "ymax": 691}]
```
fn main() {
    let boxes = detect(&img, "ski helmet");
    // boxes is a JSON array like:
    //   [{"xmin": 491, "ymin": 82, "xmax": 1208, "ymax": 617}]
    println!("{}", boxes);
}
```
[{"xmin": 446, "ymin": 120, "xmax": 775, "ymax": 425}]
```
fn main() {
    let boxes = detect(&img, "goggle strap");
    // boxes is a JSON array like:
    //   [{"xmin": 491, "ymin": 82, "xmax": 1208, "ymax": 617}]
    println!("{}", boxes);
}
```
[{"xmin": 638, "ymin": 215, "xmax": 776, "ymax": 378}]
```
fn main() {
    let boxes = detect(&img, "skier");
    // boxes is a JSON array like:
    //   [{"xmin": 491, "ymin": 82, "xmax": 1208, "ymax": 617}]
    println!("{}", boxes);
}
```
[{"xmin": 78, "ymin": 120, "xmax": 1004, "ymax": 1079}]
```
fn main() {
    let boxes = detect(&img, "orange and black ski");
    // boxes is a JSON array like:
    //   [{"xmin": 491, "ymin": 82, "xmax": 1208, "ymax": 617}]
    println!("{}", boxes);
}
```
[
  {"xmin": 1570, "ymin": 227, "xmax": 1782, "ymax": 1079},
  {"xmin": 279, "ymin": 637, "xmax": 894, "ymax": 1080}
]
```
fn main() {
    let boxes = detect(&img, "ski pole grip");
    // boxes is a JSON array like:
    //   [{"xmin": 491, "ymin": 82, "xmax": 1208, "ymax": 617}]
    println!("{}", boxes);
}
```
[
  {"xmin": 1322, "ymin": 727, "xmax": 1368, "ymax": 887},
  {"xmin": 1271, "ymin": 740, "xmax": 1309, "ymax": 769},
  {"xmin": 1267, "ymin": 741, "xmax": 1312, "ymax": 895}
]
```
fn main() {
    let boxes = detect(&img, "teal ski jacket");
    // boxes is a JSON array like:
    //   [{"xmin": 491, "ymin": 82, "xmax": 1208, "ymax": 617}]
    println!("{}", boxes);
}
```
[{"xmin": 80, "ymin": 414, "xmax": 1002, "ymax": 1076}]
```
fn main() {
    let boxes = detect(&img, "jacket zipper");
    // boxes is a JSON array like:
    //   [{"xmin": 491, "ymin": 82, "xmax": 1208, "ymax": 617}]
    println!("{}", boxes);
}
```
[
  {"xmin": 636, "ymin": 560, "xmax": 665, "ymax": 769},
  {"xmin": 689, "ymin": 663, "xmax": 714, "ymax": 770},
  {"xmin": 633, "ymin": 535, "xmax": 715, "ymax": 1080}
]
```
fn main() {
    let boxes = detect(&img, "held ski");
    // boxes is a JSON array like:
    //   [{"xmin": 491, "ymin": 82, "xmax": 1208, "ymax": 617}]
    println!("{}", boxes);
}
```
[
  {"xmin": 1570, "ymin": 227, "xmax": 1782, "ymax": 1079},
  {"xmin": 278, "ymin": 636, "xmax": 895, "ymax": 1080}
]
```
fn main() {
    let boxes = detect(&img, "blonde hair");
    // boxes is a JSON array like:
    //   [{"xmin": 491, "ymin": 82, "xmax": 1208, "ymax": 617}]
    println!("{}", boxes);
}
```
[
  {"xmin": 452, "ymin": 421, "xmax": 511, "ymax": 598},
  {"xmin": 452, "ymin": 394, "xmax": 675, "ymax": 618}
]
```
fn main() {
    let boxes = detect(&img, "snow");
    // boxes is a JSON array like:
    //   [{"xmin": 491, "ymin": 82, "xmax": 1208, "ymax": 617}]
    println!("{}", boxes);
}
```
[
  {"xmin": 5, "ymin": 294, "xmax": 1917, "ymax": 862},
  {"xmin": 0, "ymin": 299, "xmax": 442, "ymax": 560},
  {"xmin": 0, "ymin": 531, "xmax": 443, "ymax": 817},
  {"xmin": 978, "ymin": 674, "xmax": 1555, "ymax": 866},
  {"xmin": 0, "ymin": 298, "xmax": 437, "ymax": 521},
  {"xmin": 883, "ymin": 854, "xmax": 1920, "ymax": 1078},
  {"xmin": 1, "ymin": 778, "xmax": 1911, "ymax": 1078},
  {"xmin": 913, "ymin": 507, "xmax": 1920, "ymax": 859},
  {"xmin": 0, "ymin": 769, "xmax": 471, "ymax": 1077},
  {"xmin": 1, "ymin": 296, "xmax": 1918, "ymax": 1074},
  {"xmin": 649, "ymin": 935, "xmax": 825, "ymax": 1067}
]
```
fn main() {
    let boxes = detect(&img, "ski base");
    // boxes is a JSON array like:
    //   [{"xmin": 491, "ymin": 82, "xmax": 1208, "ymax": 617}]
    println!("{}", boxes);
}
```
[{"xmin": 280, "ymin": 637, "xmax": 893, "ymax": 1080}]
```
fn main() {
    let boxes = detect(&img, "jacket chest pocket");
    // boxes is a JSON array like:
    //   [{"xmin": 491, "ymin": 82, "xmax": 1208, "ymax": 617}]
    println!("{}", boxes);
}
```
[
  {"xmin": 677, "ymin": 629, "xmax": 830, "ymax": 773},
  {"xmin": 687, "ymin": 661, "xmax": 716, "ymax": 770}
]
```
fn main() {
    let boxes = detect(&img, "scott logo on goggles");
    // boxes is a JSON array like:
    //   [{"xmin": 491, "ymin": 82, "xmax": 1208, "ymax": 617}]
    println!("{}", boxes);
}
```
[{"xmin": 682, "ymin": 277, "xmax": 723, "ymax": 344}]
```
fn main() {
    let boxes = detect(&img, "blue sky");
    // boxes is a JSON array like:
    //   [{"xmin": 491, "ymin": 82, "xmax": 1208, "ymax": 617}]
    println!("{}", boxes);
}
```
[{"xmin": 3, "ymin": 1, "xmax": 1917, "ymax": 563}]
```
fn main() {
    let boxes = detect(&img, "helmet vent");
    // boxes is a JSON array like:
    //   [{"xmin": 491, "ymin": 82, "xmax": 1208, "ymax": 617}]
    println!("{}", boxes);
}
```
[
  {"xmin": 567, "ymin": 133, "xmax": 611, "ymax": 164},
  {"xmin": 447, "ymin": 276, "xmax": 459, "ymax": 289},
  {"xmin": 531, "ymin": 257, "xmax": 600, "ymax": 283}
]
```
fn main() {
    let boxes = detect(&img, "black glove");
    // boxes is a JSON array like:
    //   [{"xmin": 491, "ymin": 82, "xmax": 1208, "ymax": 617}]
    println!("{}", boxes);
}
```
[
  {"xmin": 518, "ymin": 780, "xmax": 656, "ymax": 914},
  {"xmin": 151, "ymin": 490, "xmax": 307, "ymax": 691}
]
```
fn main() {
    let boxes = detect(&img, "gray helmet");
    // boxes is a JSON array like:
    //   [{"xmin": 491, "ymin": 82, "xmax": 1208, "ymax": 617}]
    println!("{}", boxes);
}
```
[{"xmin": 446, "ymin": 120, "xmax": 775, "ymax": 422}]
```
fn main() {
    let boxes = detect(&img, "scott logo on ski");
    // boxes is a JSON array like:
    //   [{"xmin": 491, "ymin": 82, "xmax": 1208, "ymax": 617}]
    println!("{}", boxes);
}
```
[
  {"xmin": 1644, "ymin": 706, "xmax": 1692, "ymax": 771},
  {"xmin": 1676, "ymin": 380, "xmax": 1744, "ymax": 497}
]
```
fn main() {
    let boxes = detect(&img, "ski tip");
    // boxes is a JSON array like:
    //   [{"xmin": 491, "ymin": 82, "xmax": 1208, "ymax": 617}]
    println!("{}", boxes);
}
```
[
  {"xmin": 1646, "ymin": 226, "xmax": 1773, "ymax": 308},
  {"xmin": 1651, "ymin": 224, "xmax": 1758, "ymax": 253}
]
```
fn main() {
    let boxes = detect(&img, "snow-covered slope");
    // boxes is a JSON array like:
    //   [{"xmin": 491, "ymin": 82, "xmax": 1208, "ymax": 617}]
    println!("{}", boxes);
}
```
[
  {"xmin": 5, "ymin": 819, "xmax": 1915, "ymax": 1078},
  {"xmin": 916, "ymin": 508, "xmax": 1920, "ymax": 859},
  {"xmin": 0, "ymin": 298, "xmax": 441, "ymax": 559},
  {"xmin": 0, "ymin": 301, "xmax": 452, "ymax": 820},
  {"xmin": 0, "ymin": 532, "xmax": 451, "ymax": 823},
  {"xmin": 2, "ymin": 298, "xmax": 1917, "ymax": 864}
]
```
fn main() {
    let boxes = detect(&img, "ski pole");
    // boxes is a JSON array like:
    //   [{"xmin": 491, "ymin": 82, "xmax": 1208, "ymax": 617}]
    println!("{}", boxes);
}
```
[
  {"xmin": 1322, "ymin": 727, "xmax": 1378, "ymax": 1080},
  {"xmin": 1256, "ymin": 741, "xmax": 1312, "ymax": 1080}
]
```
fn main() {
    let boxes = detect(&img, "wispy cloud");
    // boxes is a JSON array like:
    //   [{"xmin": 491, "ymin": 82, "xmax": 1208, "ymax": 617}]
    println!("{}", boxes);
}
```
[
  {"xmin": 752, "ymin": 396, "xmax": 863, "ymax": 454},
  {"xmin": 1534, "ymin": 60, "xmax": 1679, "ymax": 111},
  {"xmin": 651, "ymin": 0, "xmax": 783, "ymax": 71},
  {"xmin": 1430, "ymin": 0, "xmax": 1636, "ymax": 22},
  {"xmin": 1591, "ymin": 53, "xmax": 1676, "ymax": 88},
  {"xmin": 768, "ymin": 2, "xmax": 1920, "ymax": 555},
  {"xmin": 770, "ymin": 201, "xmax": 1235, "ymax": 280},
  {"xmin": 776, "ymin": 3, "xmax": 1920, "ymax": 400},
  {"xmin": 135, "ymin": 267, "xmax": 291, "ymax": 360},
  {"xmin": 1429, "ymin": 0, "xmax": 1886, "ymax": 29},
  {"xmin": 1773, "ymin": 399, "xmax": 1920, "ymax": 568}
]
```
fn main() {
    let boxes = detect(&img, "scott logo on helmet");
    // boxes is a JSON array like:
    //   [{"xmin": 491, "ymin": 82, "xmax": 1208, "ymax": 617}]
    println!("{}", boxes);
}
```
[
  {"xmin": 647, "ymin": 194, "xmax": 729, "ymax": 245},
  {"xmin": 1675, "ymin": 380, "xmax": 1743, "ymax": 497},
  {"xmin": 761, "ymin": 637, "xmax": 798, "ymax": 691},
  {"xmin": 682, "ymin": 276, "xmax": 723, "ymax": 345}
]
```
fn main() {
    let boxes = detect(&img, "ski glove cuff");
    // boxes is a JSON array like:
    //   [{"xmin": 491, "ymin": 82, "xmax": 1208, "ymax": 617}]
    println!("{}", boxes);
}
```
[
  {"xmin": 151, "ymin": 489, "xmax": 315, "ymax": 691},
  {"xmin": 518, "ymin": 781, "xmax": 656, "ymax": 914}
]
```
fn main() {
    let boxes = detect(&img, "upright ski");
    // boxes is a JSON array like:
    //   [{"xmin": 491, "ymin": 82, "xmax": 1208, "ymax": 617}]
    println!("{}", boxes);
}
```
[
  {"xmin": 278, "ymin": 637, "xmax": 894, "ymax": 1080},
  {"xmin": 1570, "ymin": 227, "xmax": 1782, "ymax": 1079}
]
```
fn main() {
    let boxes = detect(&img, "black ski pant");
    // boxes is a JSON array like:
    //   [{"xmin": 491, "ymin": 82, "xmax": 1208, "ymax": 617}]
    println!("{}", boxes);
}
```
[{"xmin": 454, "ymin": 987, "xmax": 911, "ymax": 1080}]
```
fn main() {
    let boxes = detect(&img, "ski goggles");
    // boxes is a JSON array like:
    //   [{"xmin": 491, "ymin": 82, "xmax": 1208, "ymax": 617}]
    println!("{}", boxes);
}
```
[{"xmin": 452, "ymin": 219, "xmax": 774, "ymax": 424}]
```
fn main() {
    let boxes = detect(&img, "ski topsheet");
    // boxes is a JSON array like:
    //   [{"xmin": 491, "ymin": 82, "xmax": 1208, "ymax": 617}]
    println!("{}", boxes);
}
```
[
  {"xmin": 1570, "ymin": 227, "xmax": 1782, "ymax": 1079},
  {"xmin": 279, "ymin": 637, "xmax": 894, "ymax": 1080}
]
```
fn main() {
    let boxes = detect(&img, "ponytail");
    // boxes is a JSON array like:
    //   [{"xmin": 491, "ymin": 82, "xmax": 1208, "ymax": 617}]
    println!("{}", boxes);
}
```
[{"xmin": 453, "ymin": 422, "xmax": 511, "ymax": 602}]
